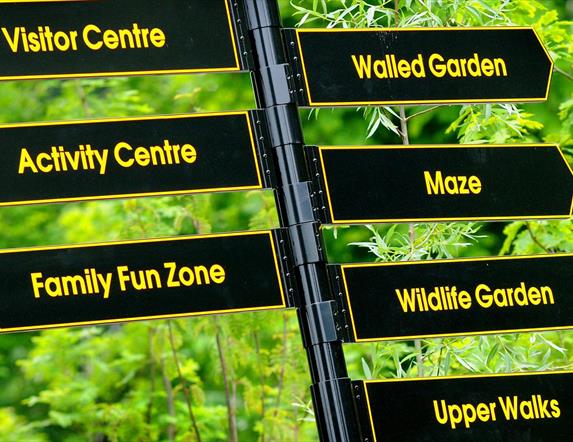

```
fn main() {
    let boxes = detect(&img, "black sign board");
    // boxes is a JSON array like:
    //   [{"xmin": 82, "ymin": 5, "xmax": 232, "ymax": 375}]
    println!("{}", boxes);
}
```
[
  {"xmin": 354, "ymin": 371, "xmax": 573, "ymax": 442},
  {"xmin": 312, "ymin": 144, "xmax": 573, "ymax": 224},
  {"xmin": 0, "ymin": 0, "xmax": 245, "ymax": 80},
  {"xmin": 336, "ymin": 253, "xmax": 573, "ymax": 342},
  {"xmin": 0, "ymin": 111, "xmax": 266, "ymax": 206},
  {"xmin": 0, "ymin": 230, "xmax": 290, "ymax": 333},
  {"xmin": 290, "ymin": 27, "xmax": 553, "ymax": 106}
]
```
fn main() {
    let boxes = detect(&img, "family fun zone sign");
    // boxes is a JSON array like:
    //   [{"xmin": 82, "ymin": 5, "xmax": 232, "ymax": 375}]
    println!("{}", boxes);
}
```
[{"xmin": 0, "ymin": 1, "xmax": 570, "ymax": 441}]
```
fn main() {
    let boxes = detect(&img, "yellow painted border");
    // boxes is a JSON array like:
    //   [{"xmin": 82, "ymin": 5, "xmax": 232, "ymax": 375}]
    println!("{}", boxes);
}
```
[
  {"xmin": 341, "ymin": 252, "xmax": 573, "ymax": 342},
  {"xmin": 0, "ymin": 0, "xmax": 90, "ymax": 2},
  {"xmin": 296, "ymin": 27, "xmax": 554, "ymax": 106},
  {"xmin": 0, "ymin": 1, "xmax": 89, "ymax": 2},
  {"xmin": 0, "ymin": 230, "xmax": 288, "ymax": 333},
  {"xmin": 0, "ymin": 111, "xmax": 264, "ymax": 206},
  {"xmin": 0, "ymin": 0, "xmax": 242, "ymax": 80},
  {"xmin": 318, "ymin": 143, "xmax": 573, "ymax": 224},
  {"xmin": 361, "ymin": 370, "xmax": 573, "ymax": 442}
]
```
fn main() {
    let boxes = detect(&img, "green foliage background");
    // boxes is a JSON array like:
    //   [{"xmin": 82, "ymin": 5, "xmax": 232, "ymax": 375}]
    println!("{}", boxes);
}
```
[{"xmin": 0, "ymin": 1, "xmax": 571, "ymax": 441}]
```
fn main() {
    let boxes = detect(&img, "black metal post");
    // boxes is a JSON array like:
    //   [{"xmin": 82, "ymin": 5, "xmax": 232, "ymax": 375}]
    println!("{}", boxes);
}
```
[{"xmin": 241, "ymin": 1, "xmax": 362, "ymax": 440}]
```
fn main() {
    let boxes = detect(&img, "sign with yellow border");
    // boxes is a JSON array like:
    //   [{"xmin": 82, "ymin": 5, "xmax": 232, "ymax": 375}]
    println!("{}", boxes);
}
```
[
  {"xmin": 291, "ymin": 27, "xmax": 553, "ymax": 106},
  {"xmin": 0, "ymin": 111, "xmax": 266, "ymax": 206},
  {"xmin": 0, "ymin": 230, "xmax": 291, "ymax": 333},
  {"xmin": 312, "ymin": 144, "xmax": 573, "ymax": 224},
  {"xmin": 0, "ymin": 0, "xmax": 245, "ymax": 80},
  {"xmin": 336, "ymin": 253, "xmax": 573, "ymax": 342},
  {"xmin": 354, "ymin": 371, "xmax": 573, "ymax": 441}
]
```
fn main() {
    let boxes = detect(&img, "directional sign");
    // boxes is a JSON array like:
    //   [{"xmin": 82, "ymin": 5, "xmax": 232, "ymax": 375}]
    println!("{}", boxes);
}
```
[
  {"xmin": 0, "ymin": 0, "xmax": 245, "ymax": 80},
  {"xmin": 290, "ymin": 27, "xmax": 553, "ymax": 106},
  {"xmin": 335, "ymin": 253, "xmax": 573, "ymax": 342},
  {"xmin": 0, "ymin": 230, "xmax": 290, "ymax": 333},
  {"xmin": 312, "ymin": 144, "xmax": 573, "ymax": 223},
  {"xmin": 354, "ymin": 371, "xmax": 573, "ymax": 442},
  {"xmin": 0, "ymin": 111, "xmax": 266, "ymax": 206}
]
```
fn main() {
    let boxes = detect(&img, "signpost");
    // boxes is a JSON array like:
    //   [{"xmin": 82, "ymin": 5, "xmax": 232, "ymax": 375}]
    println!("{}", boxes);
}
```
[
  {"xmin": 0, "ymin": 0, "xmax": 246, "ymax": 80},
  {"xmin": 0, "ymin": 1, "xmax": 570, "ymax": 440},
  {"xmin": 311, "ymin": 144, "xmax": 573, "ymax": 223},
  {"xmin": 0, "ymin": 230, "xmax": 290, "ymax": 333},
  {"xmin": 0, "ymin": 111, "xmax": 267, "ymax": 206},
  {"xmin": 289, "ymin": 27, "xmax": 553, "ymax": 106},
  {"xmin": 335, "ymin": 253, "xmax": 573, "ymax": 342},
  {"xmin": 354, "ymin": 371, "xmax": 573, "ymax": 442}
]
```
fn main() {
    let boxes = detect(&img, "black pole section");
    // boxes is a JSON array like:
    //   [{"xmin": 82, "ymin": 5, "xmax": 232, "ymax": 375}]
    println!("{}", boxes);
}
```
[{"xmin": 241, "ymin": 1, "xmax": 362, "ymax": 441}]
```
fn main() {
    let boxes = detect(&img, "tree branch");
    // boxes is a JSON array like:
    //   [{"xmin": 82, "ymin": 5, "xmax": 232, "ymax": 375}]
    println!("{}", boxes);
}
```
[
  {"xmin": 146, "ymin": 326, "xmax": 158, "ymax": 426},
  {"xmin": 436, "ymin": 340, "xmax": 446, "ymax": 376},
  {"xmin": 167, "ymin": 322, "xmax": 202, "ymax": 442},
  {"xmin": 394, "ymin": 0, "xmax": 400, "ymax": 26},
  {"xmin": 253, "ymin": 329, "xmax": 266, "ymax": 442},
  {"xmin": 526, "ymin": 222, "xmax": 553, "ymax": 254},
  {"xmin": 405, "ymin": 105, "xmax": 442, "ymax": 122},
  {"xmin": 214, "ymin": 317, "xmax": 238, "ymax": 442},
  {"xmin": 555, "ymin": 66, "xmax": 573, "ymax": 82},
  {"xmin": 75, "ymin": 80, "xmax": 91, "ymax": 117},
  {"xmin": 398, "ymin": 106, "xmax": 410, "ymax": 145},
  {"xmin": 394, "ymin": 52, "xmax": 425, "ymax": 375},
  {"xmin": 273, "ymin": 313, "xmax": 289, "ymax": 416},
  {"xmin": 158, "ymin": 332, "xmax": 177, "ymax": 441}
]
